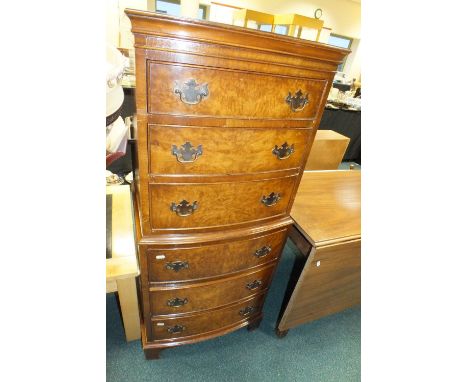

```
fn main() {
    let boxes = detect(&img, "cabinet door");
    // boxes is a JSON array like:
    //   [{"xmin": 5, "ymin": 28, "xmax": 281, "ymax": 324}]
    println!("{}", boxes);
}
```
[{"xmin": 278, "ymin": 239, "xmax": 360, "ymax": 331}]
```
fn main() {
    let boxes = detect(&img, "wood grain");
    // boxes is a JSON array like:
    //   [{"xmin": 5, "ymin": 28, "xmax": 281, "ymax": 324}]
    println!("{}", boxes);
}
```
[
  {"xmin": 148, "ymin": 125, "xmax": 312, "ymax": 175},
  {"xmin": 149, "ymin": 264, "xmax": 275, "ymax": 315},
  {"xmin": 150, "ymin": 293, "xmax": 266, "ymax": 341},
  {"xmin": 148, "ymin": 61, "xmax": 325, "ymax": 120},
  {"xmin": 291, "ymin": 170, "xmax": 361, "ymax": 245},
  {"xmin": 125, "ymin": 9, "xmax": 350, "ymax": 357},
  {"xmin": 149, "ymin": 176, "xmax": 297, "ymax": 232},
  {"xmin": 147, "ymin": 229, "xmax": 287, "ymax": 282},
  {"xmin": 277, "ymin": 170, "xmax": 361, "ymax": 334},
  {"xmin": 117, "ymin": 277, "xmax": 142, "ymax": 341},
  {"xmin": 278, "ymin": 240, "xmax": 360, "ymax": 331},
  {"xmin": 304, "ymin": 130, "xmax": 350, "ymax": 170}
]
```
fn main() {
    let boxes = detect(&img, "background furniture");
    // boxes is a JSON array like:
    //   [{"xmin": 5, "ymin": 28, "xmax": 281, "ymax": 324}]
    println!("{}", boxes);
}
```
[
  {"xmin": 126, "ymin": 9, "xmax": 349, "ymax": 359},
  {"xmin": 273, "ymin": 14, "xmax": 324, "ymax": 41},
  {"xmin": 276, "ymin": 170, "xmax": 360, "ymax": 337},
  {"xmin": 305, "ymin": 130, "xmax": 350, "ymax": 170},
  {"xmin": 319, "ymin": 108, "xmax": 361, "ymax": 163},
  {"xmin": 106, "ymin": 185, "xmax": 140, "ymax": 342},
  {"xmin": 232, "ymin": 8, "xmax": 274, "ymax": 30}
]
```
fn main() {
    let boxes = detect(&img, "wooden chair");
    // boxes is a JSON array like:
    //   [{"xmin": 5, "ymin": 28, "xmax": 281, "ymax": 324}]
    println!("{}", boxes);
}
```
[
  {"xmin": 273, "ymin": 14, "xmax": 324, "ymax": 41},
  {"xmin": 232, "ymin": 8, "xmax": 274, "ymax": 31}
]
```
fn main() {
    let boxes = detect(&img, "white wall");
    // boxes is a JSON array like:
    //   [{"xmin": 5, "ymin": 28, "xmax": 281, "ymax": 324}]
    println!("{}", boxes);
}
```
[
  {"xmin": 344, "ymin": 38, "xmax": 361, "ymax": 82},
  {"xmin": 106, "ymin": 0, "xmax": 147, "ymax": 49}
]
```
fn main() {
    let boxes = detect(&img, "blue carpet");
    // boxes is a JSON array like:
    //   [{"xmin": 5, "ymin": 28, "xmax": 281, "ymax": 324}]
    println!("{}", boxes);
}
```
[{"xmin": 107, "ymin": 240, "xmax": 361, "ymax": 382}]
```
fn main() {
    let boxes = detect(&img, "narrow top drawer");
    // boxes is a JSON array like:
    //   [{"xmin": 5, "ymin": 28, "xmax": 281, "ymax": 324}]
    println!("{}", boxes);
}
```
[{"xmin": 147, "ymin": 61, "xmax": 326, "ymax": 121}]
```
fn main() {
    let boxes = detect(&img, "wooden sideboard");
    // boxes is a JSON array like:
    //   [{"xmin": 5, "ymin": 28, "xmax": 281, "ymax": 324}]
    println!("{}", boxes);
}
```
[
  {"xmin": 125, "ymin": 9, "xmax": 349, "ymax": 359},
  {"xmin": 276, "ymin": 170, "xmax": 361, "ymax": 337}
]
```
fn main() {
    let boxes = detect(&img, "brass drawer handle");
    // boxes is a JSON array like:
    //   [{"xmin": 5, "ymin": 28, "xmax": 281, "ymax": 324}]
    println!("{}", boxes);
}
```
[
  {"xmin": 272, "ymin": 142, "xmax": 295, "ymax": 160},
  {"xmin": 285, "ymin": 90, "xmax": 309, "ymax": 112},
  {"xmin": 167, "ymin": 324, "xmax": 186, "ymax": 334},
  {"xmin": 246, "ymin": 280, "xmax": 262, "ymax": 290},
  {"xmin": 170, "ymin": 200, "xmax": 198, "ymax": 216},
  {"xmin": 165, "ymin": 261, "xmax": 189, "ymax": 272},
  {"xmin": 239, "ymin": 306, "xmax": 256, "ymax": 316},
  {"xmin": 254, "ymin": 245, "xmax": 272, "ymax": 258},
  {"xmin": 172, "ymin": 142, "xmax": 203, "ymax": 163},
  {"xmin": 167, "ymin": 297, "xmax": 189, "ymax": 308},
  {"xmin": 261, "ymin": 192, "xmax": 281, "ymax": 207},
  {"xmin": 174, "ymin": 79, "xmax": 209, "ymax": 105}
]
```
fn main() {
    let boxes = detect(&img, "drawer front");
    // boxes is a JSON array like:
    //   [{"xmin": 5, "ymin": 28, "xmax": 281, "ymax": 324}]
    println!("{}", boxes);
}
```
[
  {"xmin": 150, "ymin": 176, "xmax": 297, "ymax": 231},
  {"xmin": 148, "ymin": 61, "xmax": 326, "ymax": 120},
  {"xmin": 151, "ymin": 293, "xmax": 265, "ymax": 341},
  {"xmin": 149, "ymin": 125, "xmax": 312, "ymax": 175},
  {"xmin": 147, "ymin": 229, "xmax": 287, "ymax": 282},
  {"xmin": 149, "ymin": 264, "xmax": 275, "ymax": 315}
]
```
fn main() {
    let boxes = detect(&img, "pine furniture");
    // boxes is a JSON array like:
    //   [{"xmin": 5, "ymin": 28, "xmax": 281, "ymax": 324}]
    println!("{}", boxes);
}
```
[
  {"xmin": 106, "ymin": 185, "xmax": 141, "ymax": 342},
  {"xmin": 125, "ymin": 9, "xmax": 349, "ymax": 359}
]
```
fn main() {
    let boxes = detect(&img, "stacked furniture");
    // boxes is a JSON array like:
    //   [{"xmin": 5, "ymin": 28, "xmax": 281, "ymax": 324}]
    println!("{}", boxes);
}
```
[
  {"xmin": 276, "ymin": 170, "xmax": 361, "ymax": 337},
  {"xmin": 125, "ymin": 9, "xmax": 349, "ymax": 359}
]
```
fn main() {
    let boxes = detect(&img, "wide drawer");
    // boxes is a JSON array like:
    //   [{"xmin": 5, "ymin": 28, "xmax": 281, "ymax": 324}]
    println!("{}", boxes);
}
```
[
  {"xmin": 149, "ymin": 264, "xmax": 275, "ymax": 315},
  {"xmin": 151, "ymin": 293, "xmax": 265, "ymax": 341},
  {"xmin": 147, "ymin": 61, "xmax": 326, "ymax": 120},
  {"xmin": 149, "ymin": 176, "xmax": 297, "ymax": 231},
  {"xmin": 147, "ymin": 229, "xmax": 287, "ymax": 282},
  {"xmin": 148, "ymin": 125, "xmax": 312, "ymax": 175}
]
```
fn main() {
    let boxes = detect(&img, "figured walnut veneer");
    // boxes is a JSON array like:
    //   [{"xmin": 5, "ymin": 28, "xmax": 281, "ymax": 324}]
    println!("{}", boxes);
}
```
[{"xmin": 125, "ymin": 9, "xmax": 349, "ymax": 359}]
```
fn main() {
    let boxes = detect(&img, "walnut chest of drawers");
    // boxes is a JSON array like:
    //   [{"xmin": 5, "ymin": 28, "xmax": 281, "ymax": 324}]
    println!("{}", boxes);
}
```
[{"xmin": 125, "ymin": 9, "xmax": 349, "ymax": 359}]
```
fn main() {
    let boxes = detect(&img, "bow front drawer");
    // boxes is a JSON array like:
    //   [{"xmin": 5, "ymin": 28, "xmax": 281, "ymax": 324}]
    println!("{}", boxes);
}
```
[
  {"xmin": 147, "ymin": 229, "xmax": 287, "ymax": 283},
  {"xmin": 149, "ymin": 125, "xmax": 312, "ymax": 175},
  {"xmin": 149, "ymin": 263, "xmax": 275, "ymax": 315},
  {"xmin": 150, "ymin": 293, "xmax": 266, "ymax": 341},
  {"xmin": 147, "ymin": 61, "xmax": 326, "ymax": 121},
  {"xmin": 148, "ymin": 176, "xmax": 297, "ymax": 232}
]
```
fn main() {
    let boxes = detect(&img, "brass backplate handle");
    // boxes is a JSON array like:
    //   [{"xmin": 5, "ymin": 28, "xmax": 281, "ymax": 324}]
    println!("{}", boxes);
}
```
[
  {"xmin": 174, "ymin": 79, "xmax": 209, "ymax": 105},
  {"xmin": 167, "ymin": 324, "xmax": 186, "ymax": 334},
  {"xmin": 285, "ymin": 90, "xmax": 309, "ymax": 112},
  {"xmin": 170, "ymin": 200, "xmax": 198, "ymax": 216},
  {"xmin": 172, "ymin": 142, "xmax": 203, "ymax": 163},
  {"xmin": 165, "ymin": 261, "xmax": 189, "ymax": 272},
  {"xmin": 254, "ymin": 245, "xmax": 272, "ymax": 258},
  {"xmin": 272, "ymin": 142, "xmax": 295, "ymax": 160},
  {"xmin": 246, "ymin": 280, "xmax": 262, "ymax": 290},
  {"xmin": 261, "ymin": 192, "xmax": 281, "ymax": 207},
  {"xmin": 239, "ymin": 306, "xmax": 256, "ymax": 316},
  {"xmin": 167, "ymin": 297, "xmax": 189, "ymax": 308}
]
